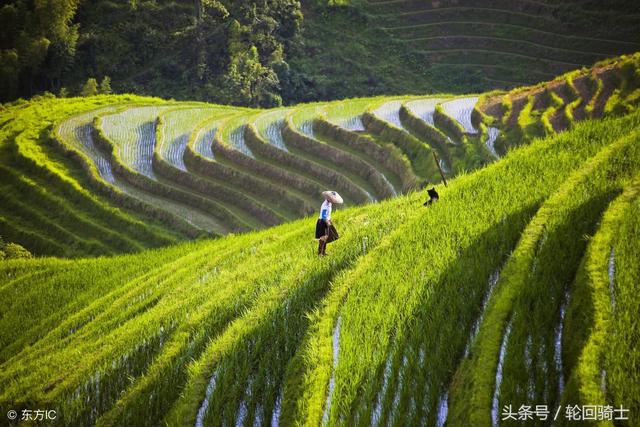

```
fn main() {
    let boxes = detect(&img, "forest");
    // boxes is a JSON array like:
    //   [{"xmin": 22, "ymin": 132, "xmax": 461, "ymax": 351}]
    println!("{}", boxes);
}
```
[
  {"xmin": 3, "ymin": 0, "xmax": 640, "ymax": 107},
  {"xmin": 0, "ymin": 0, "xmax": 303, "ymax": 106}
]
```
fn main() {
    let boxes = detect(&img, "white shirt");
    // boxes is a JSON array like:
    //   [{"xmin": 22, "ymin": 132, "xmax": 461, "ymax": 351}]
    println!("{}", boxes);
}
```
[{"xmin": 319, "ymin": 200, "xmax": 332, "ymax": 221}]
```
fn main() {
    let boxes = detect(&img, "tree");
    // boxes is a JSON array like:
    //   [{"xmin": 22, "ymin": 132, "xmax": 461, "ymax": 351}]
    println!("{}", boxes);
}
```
[
  {"xmin": 0, "ymin": 0, "xmax": 305, "ymax": 104},
  {"xmin": 0, "ymin": 0, "xmax": 81, "ymax": 101},
  {"xmin": 0, "ymin": 49, "xmax": 20, "ymax": 100},
  {"xmin": 202, "ymin": 0, "xmax": 228, "ymax": 20},
  {"xmin": 100, "ymin": 76, "xmax": 112, "ymax": 94},
  {"xmin": 81, "ymin": 78, "xmax": 98, "ymax": 96},
  {"xmin": 225, "ymin": 45, "xmax": 280, "ymax": 107}
]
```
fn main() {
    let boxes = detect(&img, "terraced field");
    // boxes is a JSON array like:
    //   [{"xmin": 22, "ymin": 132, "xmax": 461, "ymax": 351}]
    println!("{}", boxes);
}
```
[
  {"xmin": 362, "ymin": 0, "xmax": 640, "ymax": 90},
  {"xmin": 1, "ymin": 54, "xmax": 639, "ymax": 258},
  {"xmin": 0, "ymin": 96, "xmax": 191, "ymax": 257},
  {"xmin": 474, "ymin": 54, "xmax": 640, "ymax": 156},
  {"xmin": 2, "ymin": 98, "xmax": 639, "ymax": 426},
  {"xmin": 1, "ymin": 53, "xmax": 640, "ymax": 425}
]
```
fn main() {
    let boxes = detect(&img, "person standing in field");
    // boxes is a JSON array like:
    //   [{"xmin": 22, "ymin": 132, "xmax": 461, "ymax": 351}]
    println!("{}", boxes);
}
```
[
  {"xmin": 423, "ymin": 187, "xmax": 439, "ymax": 206},
  {"xmin": 316, "ymin": 191, "xmax": 343, "ymax": 256}
]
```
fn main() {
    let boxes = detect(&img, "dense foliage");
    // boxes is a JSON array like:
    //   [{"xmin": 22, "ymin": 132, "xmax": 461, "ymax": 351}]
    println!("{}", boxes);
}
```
[
  {"xmin": 0, "ymin": 0, "xmax": 80, "ymax": 101},
  {"xmin": 1, "ymin": 22, "xmax": 640, "ymax": 424},
  {"xmin": 1, "ymin": 0, "xmax": 303, "ymax": 106}
]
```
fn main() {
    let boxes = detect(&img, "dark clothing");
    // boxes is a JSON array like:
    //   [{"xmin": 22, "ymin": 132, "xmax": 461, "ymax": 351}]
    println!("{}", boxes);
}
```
[
  {"xmin": 326, "ymin": 224, "xmax": 340, "ymax": 243},
  {"xmin": 315, "ymin": 218, "xmax": 328, "ymax": 239},
  {"xmin": 424, "ymin": 187, "xmax": 440, "ymax": 205}
]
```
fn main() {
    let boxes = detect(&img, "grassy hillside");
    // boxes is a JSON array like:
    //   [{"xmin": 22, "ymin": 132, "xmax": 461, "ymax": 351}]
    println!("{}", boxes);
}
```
[
  {"xmin": 475, "ymin": 54, "xmax": 640, "ymax": 152},
  {"xmin": 3, "ymin": 0, "xmax": 640, "ymax": 424},
  {"xmin": 1, "ymin": 54, "xmax": 639, "ymax": 258},
  {"xmin": 0, "ymin": 94, "xmax": 192, "ymax": 257},
  {"xmin": 1, "ymin": 104, "xmax": 639, "ymax": 426},
  {"xmin": 1, "ymin": 53, "xmax": 640, "ymax": 426}
]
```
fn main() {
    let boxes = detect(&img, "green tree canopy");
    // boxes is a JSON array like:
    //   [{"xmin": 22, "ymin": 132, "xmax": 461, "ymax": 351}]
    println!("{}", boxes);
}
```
[
  {"xmin": 100, "ymin": 76, "xmax": 112, "ymax": 94},
  {"xmin": 0, "ymin": 0, "xmax": 303, "ymax": 105},
  {"xmin": 81, "ymin": 78, "xmax": 98, "ymax": 96},
  {"xmin": 0, "ymin": 0, "xmax": 80, "ymax": 101}
]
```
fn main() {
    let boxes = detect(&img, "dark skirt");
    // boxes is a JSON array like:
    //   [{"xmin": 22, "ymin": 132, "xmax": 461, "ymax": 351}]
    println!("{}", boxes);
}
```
[{"xmin": 315, "ymin": 218, "xmax": 328, "ymax": 239}]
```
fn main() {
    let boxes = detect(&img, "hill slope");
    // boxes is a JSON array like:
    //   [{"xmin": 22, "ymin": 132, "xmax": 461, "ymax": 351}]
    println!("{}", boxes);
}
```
[
  {"xmin": 326, "ymin": 0, "xmax": 640, "ymax": 94},
  {"xmin": 3, "ymin": 0, "xmax": 640, "ymax": 104},
  {"xmin": 1, "ymin": 107, "xmax": 639, "ymax": 425},
  {"xmin": 1, "ymin": 54, "xmax": 639, "ymax": 258}
]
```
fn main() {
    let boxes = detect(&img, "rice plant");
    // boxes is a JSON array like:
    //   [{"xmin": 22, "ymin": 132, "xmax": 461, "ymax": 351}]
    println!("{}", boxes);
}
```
[
  {"xmin": 217, "ymin": 114, "xmax": 257, "ymax": 158},
  {"xmin": 101, "ymin": 105, "xmax": 177, "ymax": 178},
  {"xmin": 254, "ymin": 109, "xmax": 291, "ymax": 151},
  {"xmin": 1, "ymin": 55, "xmax": 640, "ymax": 427},
  {"xmin": 405, "ymin": 98, "xmax": 446, "ymax": 126},
  {"xmin": 157, "ymin": 107, "xmax": 231, "ymax": 171},
  {"xmin": 372, "ymin": 100, "xmax": 406, "ymax": 129},
  {"xmin": 57, "ymin": 106, "xmax": 123, "ymax": 183},
  {"xmin": 440, "ymin": 96, "xmax": 480, "ymax": 134}
]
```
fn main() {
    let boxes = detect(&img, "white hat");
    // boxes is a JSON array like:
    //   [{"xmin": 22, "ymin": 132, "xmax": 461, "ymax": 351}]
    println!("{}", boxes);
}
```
[{"xmin": 322, "ymin": 190, "xmax": 343, "ymax": 204}]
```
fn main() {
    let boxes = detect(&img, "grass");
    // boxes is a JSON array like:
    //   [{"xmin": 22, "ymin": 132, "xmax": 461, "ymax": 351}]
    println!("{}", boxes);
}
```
[
  {"xmin": 246, "ymin": 121, "xmax": 366, "ymax": 205},
  {"xmin": 559, "ymin": 174, "xmax": 640, "ymax": 427},
  {"xmin": 156, "ymin": 106, "xmax": 229, "ymax": 171},
  {"xmin": 564, "ymin": 72, "xmax": 585, "ymax": 125},
  {"xmin": 447, "ymin": 112, "xmax": 640, "ymax": 426},
  {"xmin": 1, "ymin": 54, "xmax": 640, "ymax": 426},
  {"xmin": 316, "ymin": 114, "xmax": 418, "ymax": 193},
  {"xmin": 474, "ymin": 54, "xmax": 640, "ymax": 152},
  {"xmin": 54, "ymin": 107, "xmax": 217, "ymax": 237},
  {"xmin": 604, "ymin": 177, "xmax": 640, "ymax": 422},
  {"xmin": 187, "ymin": 112, "xmax": 313, "ymax": 220},
  {"xmin": 497, "ymin": 129, "xmax": 639, "ymax": 426},
  {"xmin": 286, "ymin": 107, "xmax": 396, "ymax": 201},
  {"xmin": 1, "ymin": 99, "xmax": 640, "ymax": 426},
  {"xmin": 2, "ymin": 55, "xmax": 639, "ymax": 255},
  {"xmin": 96, "ymin": 106, "xmax": 252, "ymax": 233},
  {"xmin": 0, "ymin": 95, "xmax": 185, "ymax": 256},
  {"xmin": 364, "ymin": 99, "xmax": 440, "ymax": 182},
  {"xmin": 401, "ymin": 99, "xmax": 457, "ymax": 171},
  {"xmin": 154, "ymin": 108, "xmax": 286, "ymax": 229},
  {"xmin": 541, "ymin": 89, "xmax": 565, "ymax": 135},
  {"xmin": 303, "ymin": 112, "xmax": 640, "ymax": 426}
]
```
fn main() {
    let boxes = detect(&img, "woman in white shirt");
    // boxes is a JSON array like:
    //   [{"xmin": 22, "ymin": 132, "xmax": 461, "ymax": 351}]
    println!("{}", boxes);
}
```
[{"xmin": 316, "ymin": 191, "xmax": 343, "ymax": 256}]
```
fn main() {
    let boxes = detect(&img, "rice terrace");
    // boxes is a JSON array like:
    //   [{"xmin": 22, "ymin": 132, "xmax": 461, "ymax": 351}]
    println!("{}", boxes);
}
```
[{"xmin": 1, "ymin": 0, "xmax": 640, "ymax": 426}]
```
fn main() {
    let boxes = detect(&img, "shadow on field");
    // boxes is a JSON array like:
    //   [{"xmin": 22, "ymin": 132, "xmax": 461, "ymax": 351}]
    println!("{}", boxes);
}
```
[
  {"xmin": 499, "ymin": 191, "xmax": 619, "ymax": 425},
  {"xmin": 324, "ymin": 205, "xmax": 542, "ymax": 426},
  {"xmin": 187, "ymin": 255, "xmax": 353, "ymax": 427}
]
